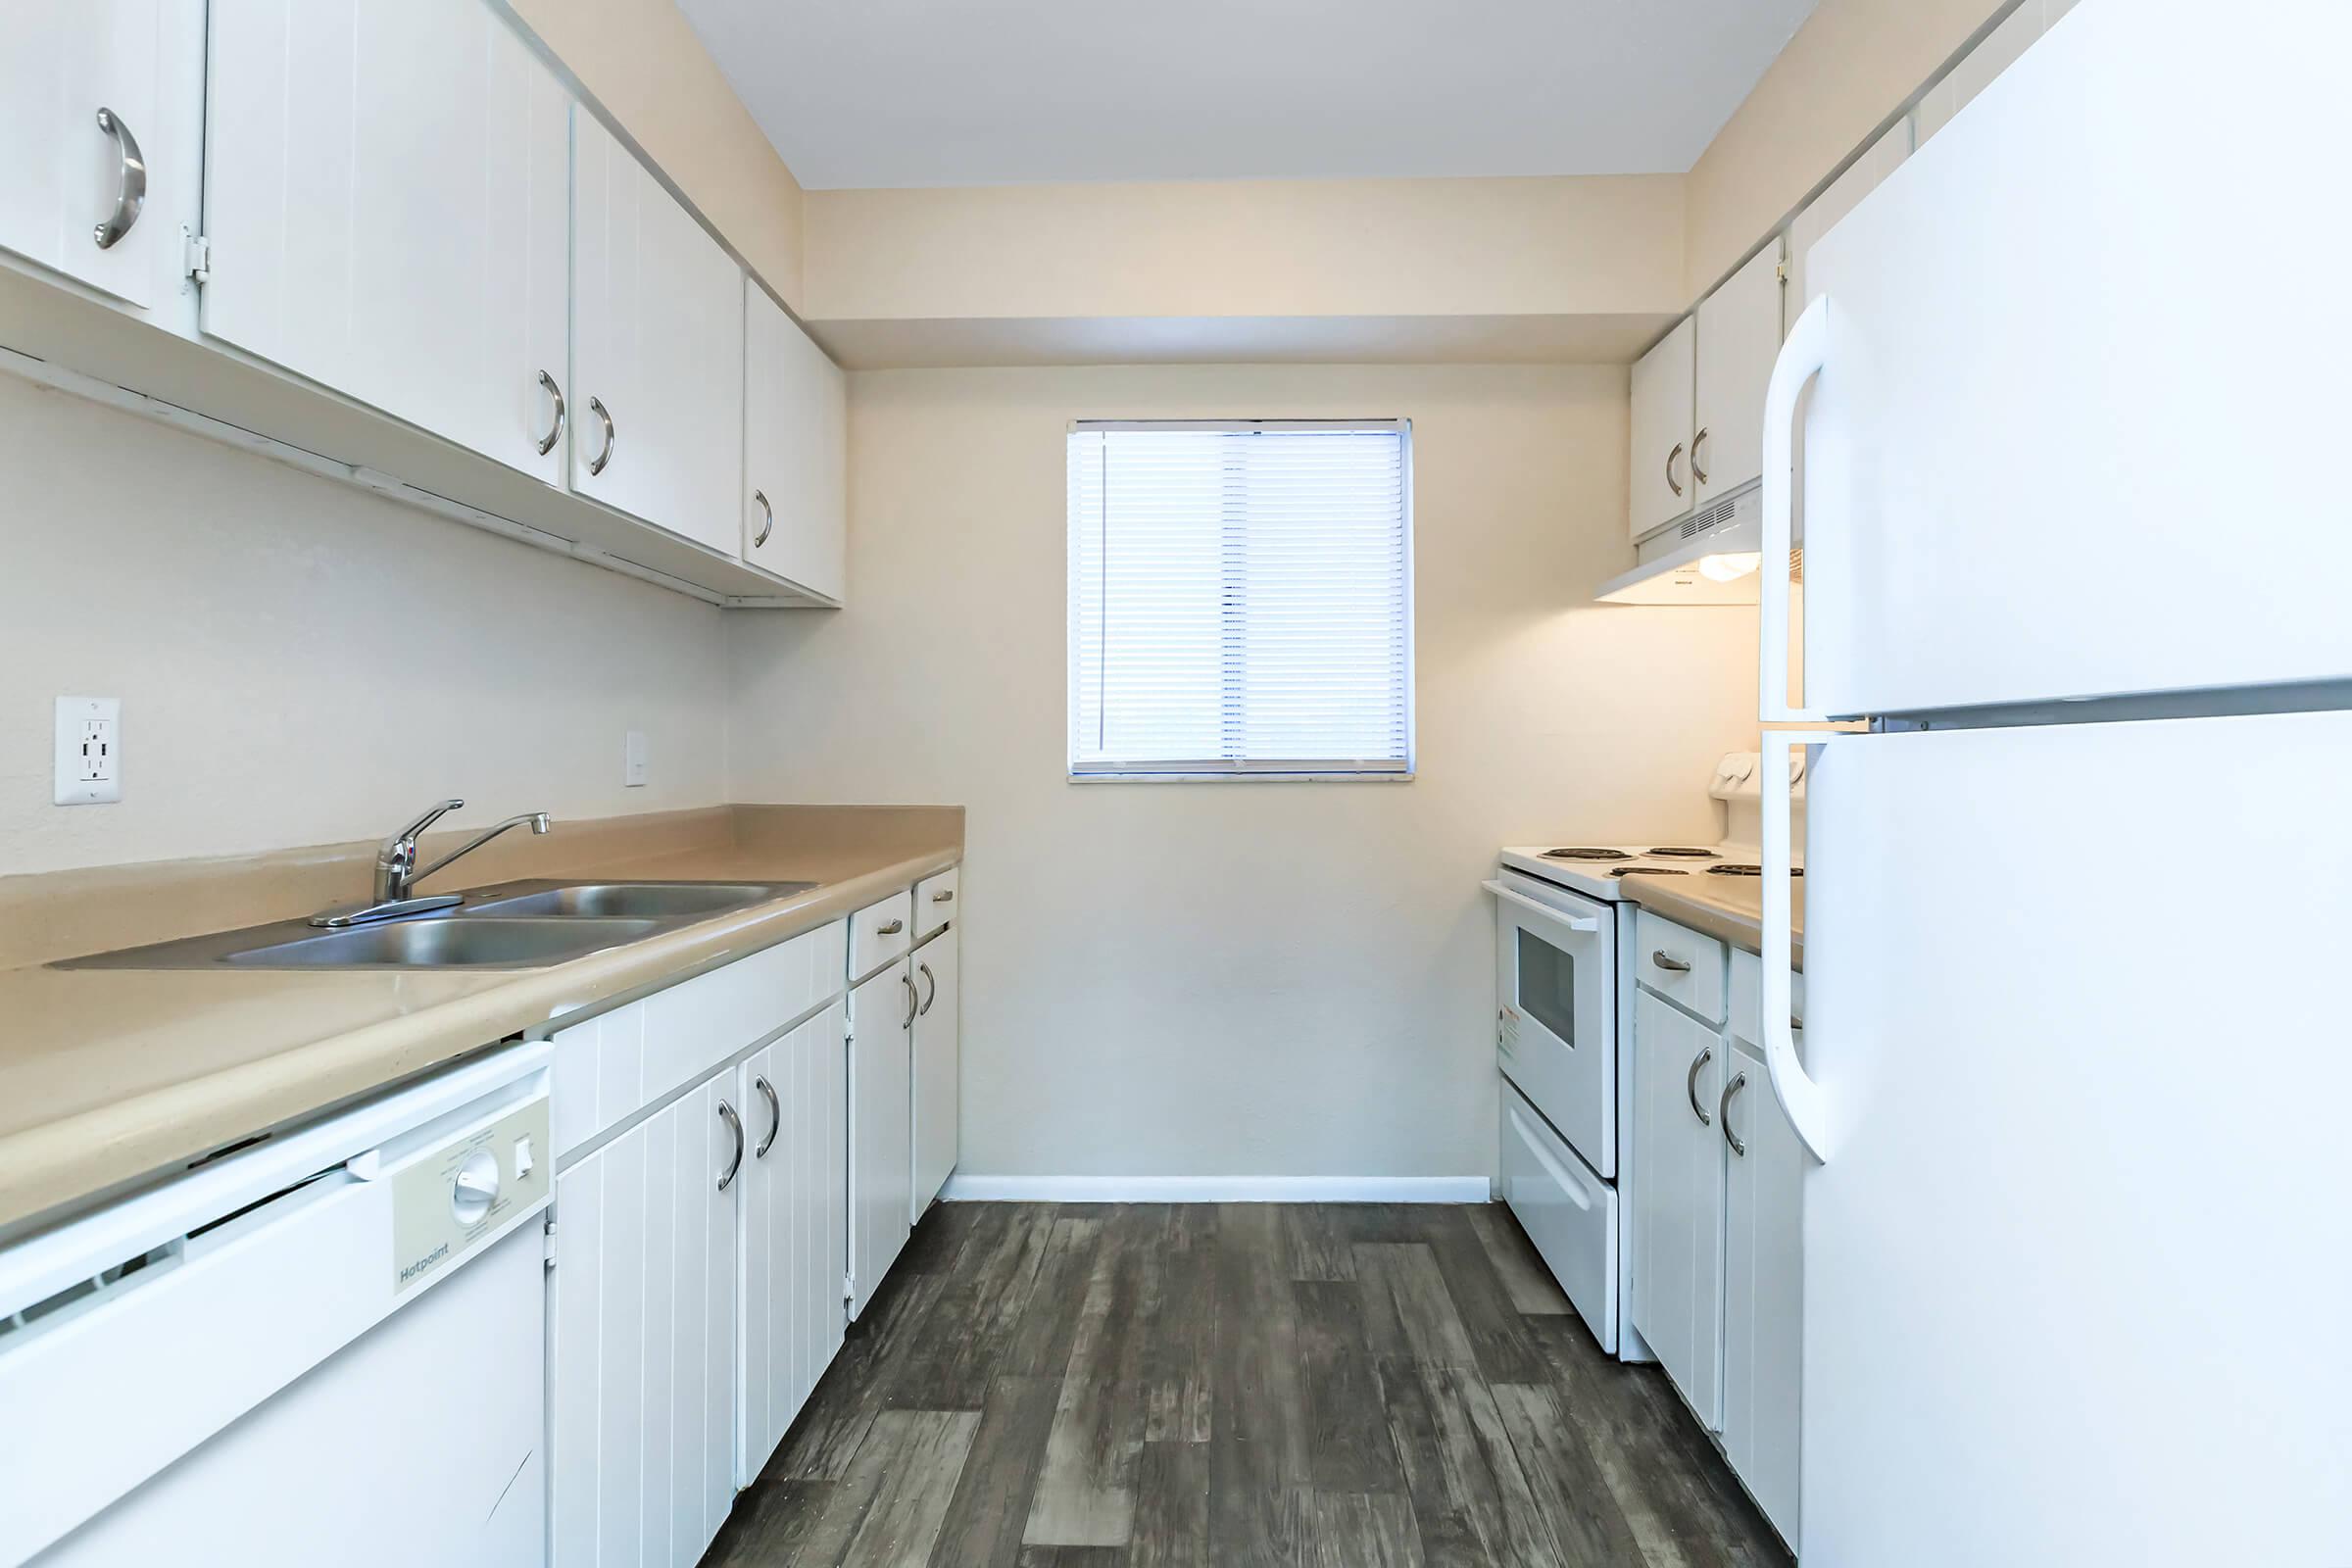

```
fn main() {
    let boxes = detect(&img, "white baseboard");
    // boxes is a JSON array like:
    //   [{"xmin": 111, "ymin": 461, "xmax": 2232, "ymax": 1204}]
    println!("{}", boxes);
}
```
[{"xmin": 938, "ymin": 1174, "xmax": 1494, "ymax": 1204}]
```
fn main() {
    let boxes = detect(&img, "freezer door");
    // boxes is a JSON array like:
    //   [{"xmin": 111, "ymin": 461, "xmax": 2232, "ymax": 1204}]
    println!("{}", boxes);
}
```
[
  {"xmin": 1798, "ymin": 712, "xmax": 2352, "ymax": 1565},
  {"xmin": 1788, "ymin": 0, "xmax": 2352, "ymax": 718}
]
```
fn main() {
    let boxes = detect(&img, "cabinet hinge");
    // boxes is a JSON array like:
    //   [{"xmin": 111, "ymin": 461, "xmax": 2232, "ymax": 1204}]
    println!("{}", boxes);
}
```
[
  {"xmin": 843, "ymin": 1272, "xmax": 856, "ymax": 1304},
  {"xmin": 1775, "ymin": 258, "xmax": 1788, "ymax": 285},
  {"xmin": 543, "ymin": 1214, "xmax": 558, "ymax": 1268},
  {"xmin": 183, "ymin": 231, "xmax": 212, "ymax": 287}
]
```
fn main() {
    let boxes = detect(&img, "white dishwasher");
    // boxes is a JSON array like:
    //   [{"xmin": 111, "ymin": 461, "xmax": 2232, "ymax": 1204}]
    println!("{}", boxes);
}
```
[{"xmin": 0, "ymin": 1042, "xmax": 553, "ymax": 1568}]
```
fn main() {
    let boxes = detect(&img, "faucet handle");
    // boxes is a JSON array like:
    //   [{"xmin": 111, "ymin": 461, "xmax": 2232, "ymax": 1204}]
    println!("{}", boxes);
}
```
[{"xmin": 391, "ymin": 798, "xmax": 466, "ymax": 847}]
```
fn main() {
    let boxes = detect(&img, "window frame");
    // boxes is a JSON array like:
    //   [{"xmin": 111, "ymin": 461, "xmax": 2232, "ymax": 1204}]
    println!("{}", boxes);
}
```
[{"xmin": 1065, "ymin": 417, "xmax": 1417, "ymax": 784}]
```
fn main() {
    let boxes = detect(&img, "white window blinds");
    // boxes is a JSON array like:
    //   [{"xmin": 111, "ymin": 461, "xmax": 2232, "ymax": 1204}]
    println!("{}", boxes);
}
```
[{"xmin": 1067, "ymin": 421, "xmax": 1413, "ymax": 778}]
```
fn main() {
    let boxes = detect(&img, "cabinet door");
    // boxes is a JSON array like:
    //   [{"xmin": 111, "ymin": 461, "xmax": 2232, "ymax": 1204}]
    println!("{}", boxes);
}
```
[
  {"xmin": 1722, "ymin": 1037, "xmax": 1804, "ymax": 1549},
  {"xmin": 1788, "ymin": 121, "xmax": 1910, "ymax": 312},
  {"xmin": 550, "ymin": 1074, "xmax": 737, "ymax": 1568},
  {"xmin": 571, "ymin": 110, "xmax": 745, "ymax": 555},
  {"xmin": 847, "ymin": 962, "xmax": 913, "ymax": 1320},
  {"xmin": 911, "ymin": 928, "xmax": 960, "ymax": 1217},
  {"xmin": 201, "ymin": 0, "xmax": 569, "ymax": 483},
  {"xmin": 743, "ymin": 280, "xmax": 848, "ymax": 599},
  {"xmin": 0, "ymin": 0, "xmax": 171, "ymax": 308},
  {"xmin": 1691, "ymin": 239, "xmax": 1786, "ymax": 508},
  {"xmin": 1628, "ymin": 316, "xmax": 1695, "ymax": 539},
  {"xmin": 737, "ymin": 1001, "xmax": 850, "ymax": 1486},
  {"xmin": 1629, "ymin": 987, "xmax": 1726, "ymax": 1428}
]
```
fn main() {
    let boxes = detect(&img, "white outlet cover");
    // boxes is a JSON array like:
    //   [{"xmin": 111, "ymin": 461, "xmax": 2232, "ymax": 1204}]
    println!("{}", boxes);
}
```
[
  {"xmin": 55, "ymin": 696, "xmax": 122, "ymax": 805},
  {"xmin": 624, "ymin": 729, "xmax": 649, "ymax": 787}
]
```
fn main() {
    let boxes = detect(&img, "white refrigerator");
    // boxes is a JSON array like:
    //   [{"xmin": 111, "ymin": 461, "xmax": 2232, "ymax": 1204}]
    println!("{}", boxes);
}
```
[{"xmin": 1753, "ymin": 1, "xmax": 2352, "ymax": 1562}]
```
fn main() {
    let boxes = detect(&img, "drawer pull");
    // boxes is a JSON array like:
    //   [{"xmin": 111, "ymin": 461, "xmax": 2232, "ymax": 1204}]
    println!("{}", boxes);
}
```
[
  {"xmin": 1686, "ymin": 1046, "xmax": 1714, "ymax": 1125},
  {"xmin": 1651, "ymin": 950, "xmax": 1692, "ymax": 973},
  {"xmin": 1720, "ymin": 1072, "xmax": 1748, "ymax": 1156},
  {"xmin": 932, "ymin": 889, "xmax": 955, "ymax": 903},
  {"xmin": 877, "ymin": 918, "xmax": 905, "ymax": 935}
]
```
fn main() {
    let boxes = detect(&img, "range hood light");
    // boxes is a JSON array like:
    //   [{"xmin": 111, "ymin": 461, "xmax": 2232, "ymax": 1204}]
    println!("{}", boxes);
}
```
[{"xmin": 1696, "ymin": 551, "xmax": 1763, "ymax": 583}]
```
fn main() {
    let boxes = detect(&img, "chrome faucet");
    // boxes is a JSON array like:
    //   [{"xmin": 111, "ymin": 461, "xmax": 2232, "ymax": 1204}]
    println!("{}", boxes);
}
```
[{"xmin": 311, "ymin": 799, "xmax": 552, "ymax": 927}]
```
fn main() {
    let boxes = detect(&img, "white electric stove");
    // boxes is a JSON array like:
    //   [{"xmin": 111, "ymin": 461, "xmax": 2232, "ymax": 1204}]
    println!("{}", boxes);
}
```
[{"xmin": 1487, "ymin": 751, "xmax": 1804, "ymax": 1358}]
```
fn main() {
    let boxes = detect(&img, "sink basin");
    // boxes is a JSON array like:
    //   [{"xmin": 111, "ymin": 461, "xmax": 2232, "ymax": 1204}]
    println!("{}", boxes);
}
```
[
  {"xmin": 463, "ymin": 881, "xmax": 809, "ymax": 920},
  {"xmin": 218, "ymin": 917, "xmax": 661, "ymax": 970}
]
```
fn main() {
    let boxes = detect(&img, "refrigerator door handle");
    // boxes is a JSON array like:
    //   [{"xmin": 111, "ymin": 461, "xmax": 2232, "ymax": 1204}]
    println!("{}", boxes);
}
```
[
  {"xmin": 1764, "ymin": 728, "xmax": 1835, "ymax": 1161},
  {"xmin": 1761, "ymin": 294, "xmax": 1831, "ymax": 726}
]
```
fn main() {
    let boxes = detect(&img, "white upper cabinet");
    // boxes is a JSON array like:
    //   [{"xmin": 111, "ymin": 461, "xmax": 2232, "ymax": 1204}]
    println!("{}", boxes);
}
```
[
  {"xmin": 1628, "ymin": 316, "xmax": 1695, "ymax": 540},
  {"xmin": 570, "ymin": 112, "xmax": 745, "ymax": 557},
  {"xmin": 742, "ymin": 281, "xmax": 847, "ymax": 600},
  {"xmin": 1788, "ymin": 121, "xmax": 1911, "ymax": 312},
  {"xmin": 1690, "ymin": 239, "xmax": 1786, "ymax": 510},
  {"xmin": 0, "ymin": 0, "xmax": 191, "ymax": 315},
  {"xmin": 201, "ymin": 0, "xmax": 570, "ymax": 484}
]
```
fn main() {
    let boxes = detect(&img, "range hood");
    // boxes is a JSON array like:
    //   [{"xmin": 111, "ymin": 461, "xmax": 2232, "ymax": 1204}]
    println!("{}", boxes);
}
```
[{"xmin": 1596, "ymin": 484, "xmax": 1781, "ymax": 606}]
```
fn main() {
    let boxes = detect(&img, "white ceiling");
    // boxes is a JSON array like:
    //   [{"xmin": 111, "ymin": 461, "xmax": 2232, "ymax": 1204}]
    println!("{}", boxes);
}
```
[{"xmin": 676, "ymin": 0, "xmax": 1822, "ymax": 190}]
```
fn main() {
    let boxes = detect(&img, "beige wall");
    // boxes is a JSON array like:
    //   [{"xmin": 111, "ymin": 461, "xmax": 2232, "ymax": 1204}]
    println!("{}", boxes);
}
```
[
  {"xmin": 1685, "ymin": 0, "xmax": 2007, "ymax": 296},
  {"xmin": 727, "ymin": 364, "xmax": 1759, "ymax": 1182},
  {"xmin": 505, "ymin": 0, "xmax": 808, "ymax": 311},
  {"xmin": 0, "ymin": 377, "xmax": 729, "ymax": 877},
  {"xmin": 805, "ymin": 174, "xmax": 1686, "ymax": 325}
]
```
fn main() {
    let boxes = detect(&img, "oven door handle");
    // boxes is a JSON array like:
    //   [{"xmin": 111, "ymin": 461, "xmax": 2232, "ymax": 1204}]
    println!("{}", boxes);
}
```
[{"xmin": 1482, "ymin": 880, "xmax": 1599, "ymax": 933}]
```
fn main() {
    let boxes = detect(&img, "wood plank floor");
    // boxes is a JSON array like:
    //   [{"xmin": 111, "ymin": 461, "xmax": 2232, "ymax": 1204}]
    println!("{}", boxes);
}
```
[{"xmin": 704, "ymin": 1202, "xmax": 1791, "ymax": 1568}]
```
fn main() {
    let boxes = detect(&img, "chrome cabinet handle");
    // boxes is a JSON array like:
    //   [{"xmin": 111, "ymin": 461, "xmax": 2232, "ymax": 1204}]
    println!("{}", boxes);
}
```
[
  {"xmin": 752, "ymin": 488, "xmax": 773, "ymax": 547},
  {"xmin": 1690, "ymin": 426, "xmax": 1711, "ymax": 486},
  {"xmin": 534, "ymin": 370, "xmax": 565, "ymax": 456},
  {"xmin": 754, "ymin": 1075, "xmax": 780, "ymax": 1158},
  {"xmin": 877, "ymin": 918, "xmax": 905, "ymax": 936},
  {"xmin": 586, "ymin": 396, "xmax": 614, "ymax": 475},
  {"xmin": 716, "ymin": 1100, "xmax": 745, "ymax": 1191},
  {"xmin": 932, "ymin": 889, "xmax": 955, "ymax": 904},
  {"xmin": 917, "ymin": 961, "xmax": 936, "ymax": 1015},
  {"xmin": 1687, "ymin": 1046, "xmax": 1714, "ymax": 1125},
  {"xmin": 92, "ymin": 108, "xmax": 146, "ymax": 250},
  {"xmin": 1651, "ymin": 950, "xmax": 1692, "ymax": 973},
  {"xmin": 1666, "ymin": 441, "xmax": 1686, "ymax": 498},
  {"xmin": 902, "ymin": 972, "xmax": 919, "ymax": 1029},
  {"xmin": 1720, "ymin": 1071, "xmax": 1747, "ymax": 1155}
]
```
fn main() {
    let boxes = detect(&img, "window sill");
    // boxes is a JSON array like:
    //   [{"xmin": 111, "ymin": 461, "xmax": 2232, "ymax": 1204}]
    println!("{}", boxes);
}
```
[{"xmin": 1067, "ymin": 770, "xmax": 1416, "ymax": 785}]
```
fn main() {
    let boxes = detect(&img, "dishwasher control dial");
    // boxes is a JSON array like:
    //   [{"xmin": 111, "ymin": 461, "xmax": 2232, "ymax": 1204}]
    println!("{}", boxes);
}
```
[{"xmin": 451, "ymin": 1147, "xmax": 502, "ymax": 1226}]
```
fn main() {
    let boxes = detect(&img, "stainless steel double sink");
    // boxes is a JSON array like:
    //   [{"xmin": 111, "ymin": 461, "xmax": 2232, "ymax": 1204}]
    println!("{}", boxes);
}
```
[{"xmin": 57, "ymin": 880, "xmax": 816, "ymax": 972}]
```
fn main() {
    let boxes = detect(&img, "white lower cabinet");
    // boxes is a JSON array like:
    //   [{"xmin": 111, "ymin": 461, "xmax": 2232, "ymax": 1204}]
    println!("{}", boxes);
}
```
[
  {"xmin": 1630, "ymin": 984, "xmax": 1727, "ymax": 1428},
  {"xmin": 910, "ymin": 919, "xmax": 959, "ymax": 1218},
  {"xmin": 1723, "ymin": 952, "xmax": 1807, "ymax": 1549},
  {"xmin": 848, "ymin": 958, "xmax": 914, "ymax": 1319},
  {"xmin": 549, "ymin": 1071, "xmax": 737, "ymax": 1568},
  {"xmin": 737, "ymin": 1001, "xmax": 850, "ymax": 1485}
]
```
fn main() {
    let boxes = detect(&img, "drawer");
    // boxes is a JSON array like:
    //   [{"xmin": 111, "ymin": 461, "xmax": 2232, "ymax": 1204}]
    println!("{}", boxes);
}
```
[
  {"xmin": 1499, "ymin": 1079, "xmax": 1619, "ymax": 1354},
  {"xmin": 1637, "ymin": 911, "xmax": 1727, "ymax": 1024},
  {"xmin": 849, "ymin": 888, "xmax": 913, "ymax": 980},
  {"xmin": 914, "ymin": 865, "xmax": 959, "ymax": 936},
  {"xmin": 1729, "ymin": 949, "xmax": 1807, "ymax": 1068}
]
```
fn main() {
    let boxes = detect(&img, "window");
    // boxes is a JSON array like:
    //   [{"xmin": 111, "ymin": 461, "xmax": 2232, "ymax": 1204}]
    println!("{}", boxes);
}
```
[{"xmin": 1066, "ymin": 420, "xmax": 1414, "ymax": 780}]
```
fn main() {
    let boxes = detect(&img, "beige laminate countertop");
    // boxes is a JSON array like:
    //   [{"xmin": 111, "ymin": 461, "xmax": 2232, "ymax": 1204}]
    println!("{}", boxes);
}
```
[
  {"xmin": 1623, "ymin": 874, "xmax": 1805, "ymax": 971},
  {"xmin": 0, "ymin": 806, "xmax": 960, "ymax": 1239}
]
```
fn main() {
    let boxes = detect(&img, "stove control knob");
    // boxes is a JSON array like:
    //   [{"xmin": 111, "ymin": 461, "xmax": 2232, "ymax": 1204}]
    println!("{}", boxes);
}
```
[{"xmin": 452, "ymin": 1148, "xmax": 501, "ymax": 1226}]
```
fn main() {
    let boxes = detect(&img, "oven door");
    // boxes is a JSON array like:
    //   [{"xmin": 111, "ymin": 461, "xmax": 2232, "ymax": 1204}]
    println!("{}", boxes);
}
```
[{"xmin": 1487, "ymin": 870, "xmax": 1617, "ymax": 1177}]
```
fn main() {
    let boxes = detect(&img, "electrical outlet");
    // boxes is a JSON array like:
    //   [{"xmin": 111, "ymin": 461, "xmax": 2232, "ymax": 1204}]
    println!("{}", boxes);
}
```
[
  {"xmin": 624, "ymin": 729, "xmax": 649, "ymax": 788},
  {"xmin": 55, "ymin": 697, "xmax": 122, "ymax": 805}
]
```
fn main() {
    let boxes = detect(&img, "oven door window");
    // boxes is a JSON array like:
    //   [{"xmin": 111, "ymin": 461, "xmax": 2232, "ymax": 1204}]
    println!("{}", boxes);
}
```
[{"xmin": 1518, "ymin": 927, "xmax": 1578, "ymax": 1050}]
